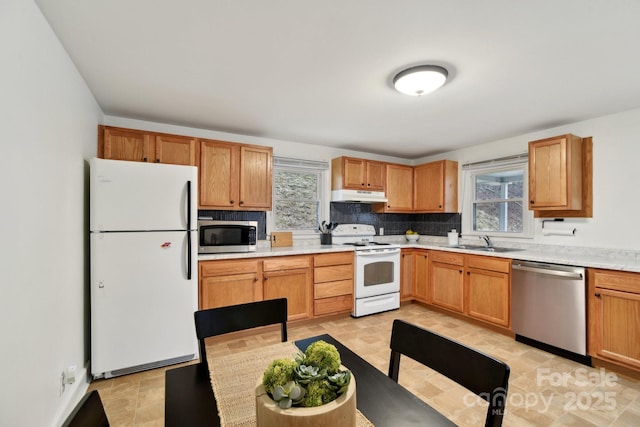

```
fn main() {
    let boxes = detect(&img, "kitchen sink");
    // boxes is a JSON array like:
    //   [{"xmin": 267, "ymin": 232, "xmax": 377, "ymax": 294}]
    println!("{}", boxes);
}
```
[{"xmin": 445, "ymin": 245, "xmax": 525, "ymax": 253}]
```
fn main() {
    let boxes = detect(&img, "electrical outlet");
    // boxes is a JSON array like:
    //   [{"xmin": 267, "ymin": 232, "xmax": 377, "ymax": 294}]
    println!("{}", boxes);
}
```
[{"xmin": 60, "ymin": 371, "xmax": 66, "ymax": 395}]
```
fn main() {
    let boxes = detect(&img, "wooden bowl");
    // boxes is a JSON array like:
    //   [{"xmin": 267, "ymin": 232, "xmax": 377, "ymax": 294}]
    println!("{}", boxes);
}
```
[{"xmin": 255, "ymin": 375, "xmax": 356, "ymax": 427}]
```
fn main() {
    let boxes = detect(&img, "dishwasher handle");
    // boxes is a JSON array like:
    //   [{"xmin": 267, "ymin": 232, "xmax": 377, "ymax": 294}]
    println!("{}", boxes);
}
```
[{"xmin": 512, "ymin": 263, "xmax": 584, "ymax": 280}]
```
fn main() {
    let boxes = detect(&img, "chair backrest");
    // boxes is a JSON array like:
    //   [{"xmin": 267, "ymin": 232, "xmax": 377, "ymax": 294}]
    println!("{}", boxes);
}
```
[
  {"xmin": 194, "ymin": 298, "xmax": 288, "ymax": 365},
  {"xmin": 388, "ymin": 319, "xmax": 510, "ymax": 427},
  {"xmin": 61, "ymin": 390, "xmax": 109, "ymax": 427}
]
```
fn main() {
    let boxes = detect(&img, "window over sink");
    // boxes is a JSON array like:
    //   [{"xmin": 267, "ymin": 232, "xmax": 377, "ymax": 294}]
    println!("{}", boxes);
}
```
[
  {"xmin": 462, "ymin": 155, "xmax": 533, "ymax": 238},
  {"xmin": 267, "ymin": 157, "xmax": 329, "ymax": 236}
]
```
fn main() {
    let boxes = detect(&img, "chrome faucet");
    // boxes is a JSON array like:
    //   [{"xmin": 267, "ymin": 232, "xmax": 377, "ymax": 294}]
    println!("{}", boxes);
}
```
[{"xmin": 481, "ymin": 235, "xmax": 493, "ymax": 248}]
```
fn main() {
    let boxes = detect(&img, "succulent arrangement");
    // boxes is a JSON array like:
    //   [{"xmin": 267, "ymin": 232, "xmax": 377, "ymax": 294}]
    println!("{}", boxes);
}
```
[{"xmin": 262, "ymin": 340, "xmax": 351, "ymax": 408}]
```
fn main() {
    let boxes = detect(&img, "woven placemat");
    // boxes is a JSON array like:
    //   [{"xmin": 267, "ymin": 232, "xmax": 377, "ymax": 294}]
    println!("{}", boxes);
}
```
[{"xmin": 208, "ymin": 341, "xmax": 373, "ymax": 427}]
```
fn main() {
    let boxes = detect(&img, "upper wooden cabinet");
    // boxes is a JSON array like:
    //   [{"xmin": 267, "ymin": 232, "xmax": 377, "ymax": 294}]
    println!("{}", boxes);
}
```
[
  {"xmin": 529, "ymin": 134, "xmax": 583, "ymax": 211},
  {"xmin": 373, "ymin": 163, "xmax": 413, "ymax": 213},
  {"xmin": 99, "ymin": 125, "xmax": 198, "ymax": 166},
  {"xmin": 413, "ymin": 160, "xmax": 458, "ymax": 213},
  {"xmin": 331, "ymin": 157, "xmax": 385, "ymax": 191},
  {"xmin": 199, "ymin": 139, "xmax": 272, "ymax": 210}
]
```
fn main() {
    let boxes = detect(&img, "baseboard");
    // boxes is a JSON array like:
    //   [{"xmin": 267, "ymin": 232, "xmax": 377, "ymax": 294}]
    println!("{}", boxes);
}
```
[{"xmin": 53, "ymin": 363, "xmax": 90, "ymax": 427}]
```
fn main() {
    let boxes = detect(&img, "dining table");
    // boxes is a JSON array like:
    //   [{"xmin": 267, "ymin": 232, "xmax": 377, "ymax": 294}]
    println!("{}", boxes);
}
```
[{"xmin": 165, "ymin": 333, "xmax": 455, "ymax": 426}]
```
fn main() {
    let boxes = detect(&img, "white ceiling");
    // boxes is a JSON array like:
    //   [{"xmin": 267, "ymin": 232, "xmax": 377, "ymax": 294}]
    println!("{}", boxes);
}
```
[{"xmin": 35, "ymin": 0, "xmax": 640, "ymax": 158}]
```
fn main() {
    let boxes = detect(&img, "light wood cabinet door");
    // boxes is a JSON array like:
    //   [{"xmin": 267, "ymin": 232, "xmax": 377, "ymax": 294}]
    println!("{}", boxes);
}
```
[
  {"xmin": 466, "ymin": 267, "xmax": 510, "ymax": 327},
  {"xmin": 365, "ymin": 161, "xmax": 385, "ymax": 191},
  {"xmin": 263, "ymin": 268, "xmax": 312, "ymax": 321},
  {"xmin": 239, "ymin": 146, "xmax": 272, "ymax": 210},
  {"xmin": 313, "ymin": 252, "xmax": 353, "ymax": 316},
  {"xmin": 413, "ymin": 160, "xmax": 458, "ymax": 212},
  {"xmin": 589, "ymin": 269, "xmax": 640, "ymax": 370},
  {"xmin": 400, "ymin": 250, "xmax": 414, "ymax": 301},
  {"xmin": 154, "ymin": 134, "xmax": 198, "ymax": 166},
  {"xmin": 199, "ymin": 140, "xmax": 239, "ymax": 209},
  {"xmin": 431, "ymin": 257, "xmax": 464, "ymax": 313},
  {"xmin": 199, "ymin": 259, "xmax": 261, "ymax": 310},
  {"xmin": 100, "ymin": 126, "xmax": 153, "ymax": 162},
  {"xmin": 331, "ymin": 157, "xmax": 385, "ymax": 191},
  {"xmin": 529, "ymin": 134, "xmax": 582, "ymax": 210},
  {"xmin": 414, "ymin": 251, "xmax": 430, "ymax": 303},
  {"xmin": 374, "ymin": 164, "xmax": 413, "ymax": 213}
]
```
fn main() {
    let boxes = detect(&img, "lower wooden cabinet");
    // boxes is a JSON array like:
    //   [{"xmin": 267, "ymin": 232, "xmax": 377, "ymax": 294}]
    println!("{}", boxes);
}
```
[
  {"xmin": 589, "ymin": 269, "xmax": 640, "ymax": 371},
  {"xmin": 400, "ymin": 249, "xmax": 415, "ymax": 301},
  {"xmin": 465, "ymin": 255, "xmax": 511, "ymax": 328},
  {"xmin": 313, "ymin": 252, "xmax": 354, "ymax": 316},
  {"xmin": 199, "ymin": 259, "xmax": 261, "ymax": 309},
  {"xmin": 430, "ymin": 251, "xmax": 465, "ymax": 313},
  {"xmin": 263, "ymin": 256, "xmax": 312, "ymax": 321},
  {"xmin": 414, "ymin": 250, "xmax": 430, "ymax": 303}
]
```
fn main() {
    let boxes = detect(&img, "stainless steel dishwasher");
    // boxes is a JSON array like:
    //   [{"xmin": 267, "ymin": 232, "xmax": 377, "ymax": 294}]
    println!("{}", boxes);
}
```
[{"xmin": 511, "ymin": 260, "xmax": 591, "ymax": 364}]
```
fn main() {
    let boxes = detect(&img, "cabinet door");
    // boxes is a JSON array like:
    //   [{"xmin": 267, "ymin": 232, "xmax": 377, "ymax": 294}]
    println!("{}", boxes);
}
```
[
  {"xmin": 592, "ymin": 288, "xmax": 640, "ymax": 369},
  {"xmin": 431, "ymin": 261, "xmax": 464, "ymax": 312},
  {"xmin": 199, "ymin": 140, "xmax": 239, "ymax": 209},
  {"xmin": 529, "ymin": 134, "xmax": 582, "ymax": 210},
  {"xmin": 155, "ymin": 134, "xmax": 198, "ymax": 166},
  {"xmin": 414, "ymin": 251, "xmax": 430, "ymax": 302},
  {"xmin": 200, "ymin": 274, "xmax": 259, "ymax": 310},
  {"xmin": 400, "ymin": 250, "xmax": 414, "ymax": 300},
  {"xmin": 384, "ymin": 164, "xmax": 414, "ymax": 212},
  {"xmin": 366, "ymin": 161, "xmax": 385, "ymax": 191},
  {"xmin": 414, "ymin": 160, "xmax": 458, "ymax": 212},
  {"xmin": 101, "ymin": 127, "xmax": 152, "ymax": 162},
  {"xmin": 342, "ymin": 158, "xmax": 366, "ymax": 189},
  {"xmin": 263, "ymin": 268, "xmax": 312, "ymax": 321},
  {"xmin": 239, "ymin": 145, "xmax": 272, "ymax": 209},
  {"xmin": 466, "ymin": 268, "xmax": 510, "ymax": 327}
]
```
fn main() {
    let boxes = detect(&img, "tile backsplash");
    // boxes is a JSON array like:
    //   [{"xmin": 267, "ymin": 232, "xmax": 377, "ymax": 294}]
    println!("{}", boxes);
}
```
[{"xmin": 330, "ymin": 202, "xmax": 461, "ymax": 236}]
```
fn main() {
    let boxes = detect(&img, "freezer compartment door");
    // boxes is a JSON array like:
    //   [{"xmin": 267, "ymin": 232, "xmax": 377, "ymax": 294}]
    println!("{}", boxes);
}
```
[
  {"xmin": 90, "ymin": 158, "xmax": 197, "ymax": 231},
  {"xmin": 91, "ymin": 231, "xmax": 198, "ymax": 377}
]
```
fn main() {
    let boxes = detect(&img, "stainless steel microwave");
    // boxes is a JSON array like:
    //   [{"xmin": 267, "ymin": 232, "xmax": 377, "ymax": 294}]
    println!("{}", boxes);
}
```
[{"xmin": 198, "ymin": 220, "xmax": 258, "ymax": 254}]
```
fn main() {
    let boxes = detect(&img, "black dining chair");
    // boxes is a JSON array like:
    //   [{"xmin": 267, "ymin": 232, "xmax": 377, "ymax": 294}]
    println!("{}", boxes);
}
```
[
  {"xmin": 165, "ymin": 298, "xmax": 288, "ymax": 427},
  {"xmin": 388, "ymin": 319, "xmax": 510, "ymax": 427},
  {"xmin": 61, "ymin": 390, "xmax": 109, "ymax": 427}
]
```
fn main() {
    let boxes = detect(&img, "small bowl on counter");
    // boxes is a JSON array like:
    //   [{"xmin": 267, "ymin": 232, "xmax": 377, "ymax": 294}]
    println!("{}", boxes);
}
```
[{"xmin": 405, "ymin": 234, "xmax": 420, "ymax": 242}]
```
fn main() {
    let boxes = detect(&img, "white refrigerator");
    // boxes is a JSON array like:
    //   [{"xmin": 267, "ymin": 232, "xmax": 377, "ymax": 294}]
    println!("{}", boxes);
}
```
[{"xmin": 90, "ymin": 158, "xmax": 198, "ymax": 379}]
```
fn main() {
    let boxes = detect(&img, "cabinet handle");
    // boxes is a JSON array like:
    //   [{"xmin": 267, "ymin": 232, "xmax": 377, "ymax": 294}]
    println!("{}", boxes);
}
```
[
  {"xmin": 387, "ymin": 205, "xmax": 391, "ymax": 208},
  {"xmin": 361, "ymin": 183, "xmax": 365, "ymax": 186},
  {"xmin": 143, "ymin": 157, "xmax": 148, "ymax": 162},
  {"xmin": 264, "ymin": 277, "xmax": 268, "ymax": 281},
  {"xmin": 367, "ymin": 183, "xmax": 371, "ymax": 186},
  {"xmin": 230, "ymin": 200, "xmax": 234, "ymax": 204},
  {"xmin": 530, "ymin": 200, "xmax": 535, "ymax": 204},
  {"xmin": 155, "ymin": 158, "xmax": 160, "ymax": 163},
  {"xmin": 254, "ymin": 277, "xmax": 259, "ymax": 282},
  {"xmin": 466, "ymin": 271, "xmax": 470, "ymax": 275},
  {"xmin": 594, "ymin": 293, "xmax": 601, "ymax": 298},
  {"xmin": 240, "ymin": 201, "xmax": 244, "ymax": 205},
  {"xmin": 439, "ymin": 205, "xmax": 442, "ymax": 208}
]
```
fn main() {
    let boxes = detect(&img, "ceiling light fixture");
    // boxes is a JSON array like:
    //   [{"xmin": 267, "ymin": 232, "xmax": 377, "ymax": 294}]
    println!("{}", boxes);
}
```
[{"xmin": 393, "ymin": 65, "xmax": 448, "ymax": 96}]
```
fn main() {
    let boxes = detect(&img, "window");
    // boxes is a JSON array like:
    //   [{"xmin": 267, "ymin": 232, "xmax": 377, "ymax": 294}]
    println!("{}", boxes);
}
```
[
  {"xmin": 462, "ymin": 157, "xmax": 533, "ymax": 238},
  {"xmin": 268, "ymin": 157, "xmax": 329, "ymax": 235}
]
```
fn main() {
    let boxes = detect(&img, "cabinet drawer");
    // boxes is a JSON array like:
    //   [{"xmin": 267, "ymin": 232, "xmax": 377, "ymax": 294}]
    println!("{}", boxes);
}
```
[
  {"xmin": 466, "ymin": 255, "xmax": 511, "ymax": 273},
  {"xmin": 200, "ymin": 259, "xmax": 259, "ymax": 277},
  {"xmin": 592, "ymin": 269, "xmax": 640, "ymax": 294},
  {"xmin": 314, "ymin": 280, "xmax": 353, "ymax": 299},
  {"xmin": 431, "ymin": 251, "xmax": 464, "ymax": 266},
  {"xmin": 314, "ymin": 252, "xmax": 354, "ymax": 267},
  {"xmin": 314, "ymin": 295, "xmax": 353, "ymax": 316},
  {"xmin": 263, "ymin": 256, "xmax": 311, "ymax": 272},
  {"xmin": 314, "ymin": 264, "xmax": 353, "ymax": 283}
]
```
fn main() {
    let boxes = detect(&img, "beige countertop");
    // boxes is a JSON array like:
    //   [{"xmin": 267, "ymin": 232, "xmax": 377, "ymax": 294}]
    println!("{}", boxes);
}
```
[{"xmin": 198, "ymin": 236, "xmax": 640, "ymax": 273}]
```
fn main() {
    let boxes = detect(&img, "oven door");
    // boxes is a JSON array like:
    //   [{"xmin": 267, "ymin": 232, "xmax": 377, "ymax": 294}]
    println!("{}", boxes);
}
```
[{"xmin": 355, "ymin": 248, "xmax": 400, "ymax": 298}]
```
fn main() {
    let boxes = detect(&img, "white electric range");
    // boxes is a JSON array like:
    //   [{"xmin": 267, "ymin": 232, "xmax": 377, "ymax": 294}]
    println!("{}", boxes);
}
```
[{"xmin": 331, "ymin": 224, "xmax": 401, "ymax": 317}]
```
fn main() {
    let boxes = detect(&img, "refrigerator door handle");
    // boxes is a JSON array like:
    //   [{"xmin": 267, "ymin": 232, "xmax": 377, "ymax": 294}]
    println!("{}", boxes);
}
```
[{"xmin": 186, "ymin": 180, "xmax": 192, "ymax": 280}]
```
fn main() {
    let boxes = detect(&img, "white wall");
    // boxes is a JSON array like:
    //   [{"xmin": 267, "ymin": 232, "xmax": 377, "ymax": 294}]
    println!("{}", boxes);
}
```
[
  {"xmin": 0, "ymin": 1, "xmax": 102, "ymax": 426},
  {"xmin": 416, "ymin": 108, "xmax": 640, "ymax": 251}
]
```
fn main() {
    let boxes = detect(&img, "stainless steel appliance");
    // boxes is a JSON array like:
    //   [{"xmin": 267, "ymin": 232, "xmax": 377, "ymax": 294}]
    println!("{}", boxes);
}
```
[
  {"xmin": 332, "ymin": 224, "xmax": 400, "ymax": 317},
  {"xmin": 198, "ymin": 220, "xmax": 257, "ymax": 254},
  {"xmin": 511, "ymin": 260, "xmax": 590, "ymax": 364}
]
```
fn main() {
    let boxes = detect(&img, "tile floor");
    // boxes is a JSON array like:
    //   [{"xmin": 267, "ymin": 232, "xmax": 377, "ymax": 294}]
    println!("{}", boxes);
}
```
[{"xmin": 89, "ymin": 303, "xmax": 640, "ymax": 426}]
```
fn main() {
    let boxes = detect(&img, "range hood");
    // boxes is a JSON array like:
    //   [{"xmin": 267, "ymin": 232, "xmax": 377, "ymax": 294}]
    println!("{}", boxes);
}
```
[{"xmin": 331, "ymin": 189, "xmax": 388, "ymax": 203}]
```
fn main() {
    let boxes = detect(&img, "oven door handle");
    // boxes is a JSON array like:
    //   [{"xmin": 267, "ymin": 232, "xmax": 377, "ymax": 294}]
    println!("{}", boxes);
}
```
[{"xmin": 356, "ymin": 248, "xmax": 401, "ymax": 256}]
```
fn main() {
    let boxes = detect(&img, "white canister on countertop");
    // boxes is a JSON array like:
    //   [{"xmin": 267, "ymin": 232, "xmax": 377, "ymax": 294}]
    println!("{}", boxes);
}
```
[{"xmin": 447, "ymin": 230, "xmax": 459, "ymax": 246}]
